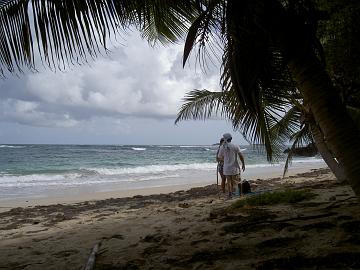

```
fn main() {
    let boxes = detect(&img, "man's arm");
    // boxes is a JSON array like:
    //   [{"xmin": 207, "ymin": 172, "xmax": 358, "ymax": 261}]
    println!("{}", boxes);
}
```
[{"xmin": 238, "ymin": 151, "xmax": 245, "ymax": 172}]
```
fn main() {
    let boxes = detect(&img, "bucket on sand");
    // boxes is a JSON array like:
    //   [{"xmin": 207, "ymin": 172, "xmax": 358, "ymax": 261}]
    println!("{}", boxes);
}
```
[{"xmin": 238, "ymin": 180, "xmax": 251, "ymax": 196}]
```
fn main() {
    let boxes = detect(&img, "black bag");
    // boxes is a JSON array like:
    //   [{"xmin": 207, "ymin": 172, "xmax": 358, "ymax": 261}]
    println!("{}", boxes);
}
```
[{"xmin": 238, "ymin": 180, "xmax": 251, "ymax": 194}]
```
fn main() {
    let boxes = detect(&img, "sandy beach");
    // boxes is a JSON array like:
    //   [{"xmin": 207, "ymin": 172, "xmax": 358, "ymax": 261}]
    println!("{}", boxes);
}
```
[{"xmin": 1, "ymin": 167, "xmax": 360, "ymax": 270}]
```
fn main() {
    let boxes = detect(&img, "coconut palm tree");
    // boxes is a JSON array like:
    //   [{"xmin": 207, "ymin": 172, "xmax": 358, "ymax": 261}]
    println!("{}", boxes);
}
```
[
  {"xmin": 0, "ymin": 0, "xmax": 360, "ymax": 195},
  {"xmin": 181, "ymin": 0, "xmax": 360, "ymax": 195},
  {"xmin": 175, "ymin": 88, "xmax": 348, "ymax": 181}
]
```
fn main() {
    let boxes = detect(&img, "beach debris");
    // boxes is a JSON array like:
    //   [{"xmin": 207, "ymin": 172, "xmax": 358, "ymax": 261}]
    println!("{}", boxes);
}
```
[
  {"xmin": 83, "ymin": 241, "xmax": 102, "ymax": 270},
  {"xmin": 178, "ymin": 202, "xmax": 191, "ymax": 208}
]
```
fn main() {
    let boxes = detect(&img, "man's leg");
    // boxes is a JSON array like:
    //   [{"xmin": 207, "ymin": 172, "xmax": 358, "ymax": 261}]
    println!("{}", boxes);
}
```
[
  {"xmin": 225, "ymin": 175, "xmax": 232, "ymax": 198},
  {"xmin": 229, "ymin": 175, "xmax": 236, "ymax": 194},
  {"xmin": 236, "ymin": 174, "xmax": 242, "ymax": 196},
  {"xmin": 220, "ymin": 172, "xmax": 226, "ymax": 193}
]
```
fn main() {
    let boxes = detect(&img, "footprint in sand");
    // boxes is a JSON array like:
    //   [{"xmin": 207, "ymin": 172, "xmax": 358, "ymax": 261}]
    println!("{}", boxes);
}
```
[
  {"xmin": 190, "ymin": 239, "xmax": 210, "ymax": 246},
  {"xmin": 52, "ymin": 249, "xmax": 79, "ymax": 258},
  {"xmin": 199, "ymin": 230, "xmax": 212, "ymax": 236},
  {"xmin": 256, "ymin": 236, "xmax": 299, "ymax": 249},
  {"xmin": 173, "ymin": 217, "xmax": 184, "ymax": 223},
  {"xmin": 178, "ymin": 227, "xmax": 189, "ymax": 233},
  {"xmin": 103, "ymin": 234, "xmax": 124, "ymax": 240},
  {"xmin": 142, "ymin": 246, "xmax": 167, "ymax": 256},
  {"xmin": 30, "ymin": 250, "xmax": 44, "ymax": 255},
  {"xmin": 141, "ymin": 233, "xmax": 165, "ymax": 243}
]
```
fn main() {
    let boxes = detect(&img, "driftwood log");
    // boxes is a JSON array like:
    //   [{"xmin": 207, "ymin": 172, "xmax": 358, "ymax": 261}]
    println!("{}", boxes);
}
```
[{"xmin": 83, "ymin": 241, "xmax": 102, "ymax": 270}]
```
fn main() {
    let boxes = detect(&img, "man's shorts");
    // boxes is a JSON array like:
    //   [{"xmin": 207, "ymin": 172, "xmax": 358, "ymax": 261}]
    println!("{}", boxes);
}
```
[{"xmin": 225, "ymin": 174, "xmax": 240, "ymax": 184}]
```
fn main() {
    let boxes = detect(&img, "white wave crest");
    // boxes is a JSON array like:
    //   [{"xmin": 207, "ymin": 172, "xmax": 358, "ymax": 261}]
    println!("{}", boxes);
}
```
[
  {"xmin": 291, "ymin": 158, "xmax": 324, "ymax": 163},
  {"xmin": 0, "ymin": 173, "xmax": 82, "ymax": 187},
  {"xmin": 0, "ymin": 145, "xmax": 26, "ymax": 148},
  {"xmin": 0, "ymin": 171, "xmax": 183, "ymax": 188},
  {"xmin": 132, "ymin": 147, "xmax": 146, "ymax": 151},
  {"xmin": 246, "ymin": 163, "xmax": 280, "ymax": 168},
  {"xmin": 179, "ymin": 145, "xmax": 203, "ymax": 148},
  {"xmin": 84, "ymin": 163, "xmax": 216, "ymax": 176}
]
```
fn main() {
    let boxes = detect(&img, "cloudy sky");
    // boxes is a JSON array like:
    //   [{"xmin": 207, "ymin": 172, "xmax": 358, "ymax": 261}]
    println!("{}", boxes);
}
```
[{"xmin": 0, "ymin": 32, "xmax": 246, "ymax": 145}]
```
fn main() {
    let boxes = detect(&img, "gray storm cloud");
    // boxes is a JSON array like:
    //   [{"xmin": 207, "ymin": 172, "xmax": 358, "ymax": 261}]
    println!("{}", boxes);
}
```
[
  {"xmin": 0, "ymin": 99, "xmax": 78, "ymax": 127},
  {"xmin": 0, "ymin": 33, "xmax": 221, "ymax": 128}
]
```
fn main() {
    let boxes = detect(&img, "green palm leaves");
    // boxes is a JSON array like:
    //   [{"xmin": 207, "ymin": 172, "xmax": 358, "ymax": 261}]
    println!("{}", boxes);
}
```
[
  {"xmin": 176, "ymin": 88, "xmax": 293, "ymax": 162},
  {"xmin": 175, "ymin": 87, "xmax": 318, "ymax": 175},
  {"xmin": 180, "ymin": 0, "xmax": 301, "ymax": 161},
  {"xmin": 175, "ymin": 89, "xmax": 224, "ymax": 123},
  {"xmin": 0, "ymin": 0, "xmax": 197, "ymax": 75}
]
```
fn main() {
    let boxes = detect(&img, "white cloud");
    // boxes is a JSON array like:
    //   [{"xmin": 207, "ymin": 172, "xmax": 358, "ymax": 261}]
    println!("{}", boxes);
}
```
[
  {"xmin": 0, "ymin": 32, "xmax": 221, "ymax": 128},
  {"xmin": 0, "ymin": 99, "xmax": 78, "ymax": 127},
  {"xmin": 13, "ymin": 99, "xmax": 38, "ymax": 113}
]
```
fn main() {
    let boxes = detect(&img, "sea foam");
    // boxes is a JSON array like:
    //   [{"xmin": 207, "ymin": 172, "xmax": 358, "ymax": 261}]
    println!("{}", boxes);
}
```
[
  {"xmin": 132, "ymin": 147, "xmax": 146, "ymax": 151},
  {"xmin": 0, "ymin": 145, "xmax": 26, "ymax": 148},
  {"xmin": 83, "ymin": 162, "xmax": 216, "ymax": 175}
]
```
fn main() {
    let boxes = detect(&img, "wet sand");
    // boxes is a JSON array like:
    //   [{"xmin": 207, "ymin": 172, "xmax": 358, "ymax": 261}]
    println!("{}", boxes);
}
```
[{"xmin": 1, "ymin": 167, "xmax": 360, "ymax": 269}]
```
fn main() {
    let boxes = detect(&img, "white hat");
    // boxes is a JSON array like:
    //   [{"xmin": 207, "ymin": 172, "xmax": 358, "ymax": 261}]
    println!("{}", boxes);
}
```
[{"xmin": 223, "ymin": 133, "xmax": 232, "ymax": 141}]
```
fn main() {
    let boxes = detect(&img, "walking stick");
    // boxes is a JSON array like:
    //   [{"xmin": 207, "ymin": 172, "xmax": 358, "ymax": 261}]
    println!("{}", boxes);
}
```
[{"xmin": 216, "ymin": 163, "xmax": 220, "ymax": 199}]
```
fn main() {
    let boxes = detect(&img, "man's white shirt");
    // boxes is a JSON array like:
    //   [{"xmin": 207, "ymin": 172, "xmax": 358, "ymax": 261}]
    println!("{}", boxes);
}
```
[{"xmin": 218, "ymin": 142, "xmax": 241, "ymax": 176}]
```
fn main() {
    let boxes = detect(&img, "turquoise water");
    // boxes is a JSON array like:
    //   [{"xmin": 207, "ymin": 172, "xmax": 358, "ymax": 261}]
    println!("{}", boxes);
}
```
[{"xmin": 0, "ymin": 144, "xmax": 324, "ymax": 200}]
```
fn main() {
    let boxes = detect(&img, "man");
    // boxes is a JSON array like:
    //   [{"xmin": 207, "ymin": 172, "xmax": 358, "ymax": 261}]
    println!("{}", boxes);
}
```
[{"xmin": 217, "ymin": 133, "xmax": 245, "ymax": 198}]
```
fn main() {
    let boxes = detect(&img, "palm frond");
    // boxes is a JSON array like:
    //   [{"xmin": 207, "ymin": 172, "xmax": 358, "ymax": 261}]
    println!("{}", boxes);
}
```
[
  {"xmin": 283, "ymin": 124, "xmax": 314, "ymax": 177},
  {"xmin": 220, "ymin": 43, "xmax": 294, "ymax": 160},
  {"xmin": 283, "ymin": 130, "xmax": 303, "ymax": 178},
  {"xmin": 182, "ymin": 0, "xmax": 225, "ymax": 70},
  {"xmin": 175, "ymin": 89, "xmax": 224, "ymax": 124},
  {"xmin": 138, "ymin": 0, "xmax": 198, "ymax": 44},
  {"xmin": 270, "ymin": 106, "xmax": 302, "ymax": 143},
  {"xmin": 214, "ymin": 0, "xmax": 296, "ymax": 160},
  {"xmin": 0, "ymin": 0, "xmax": 197, "ymax": 75},
  {"xmin": 177, "ymin": 0, "xmax": 299, "ymax": 162}
]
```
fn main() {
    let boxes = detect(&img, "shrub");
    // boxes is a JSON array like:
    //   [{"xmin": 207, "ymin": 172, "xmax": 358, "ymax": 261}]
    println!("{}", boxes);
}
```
[{"xmin": 230, "ymin": 189, "xmax": 316, "ymax": 209}]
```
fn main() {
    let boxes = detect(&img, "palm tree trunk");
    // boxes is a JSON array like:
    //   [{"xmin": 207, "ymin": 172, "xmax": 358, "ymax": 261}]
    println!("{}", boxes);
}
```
[
  {"xmin": 262, "ymin": 0, "xmax": 360, "ymax": 196},
  {"xmin": 310, "ymin": 121, "xmax": 347, "ymax": 182},
  {"xmin": 289, "ymin": 55, "xmax": 360, "ymax": 196}
]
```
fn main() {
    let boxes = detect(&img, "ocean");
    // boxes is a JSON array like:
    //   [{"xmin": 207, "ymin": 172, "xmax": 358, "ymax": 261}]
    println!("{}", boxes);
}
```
[{"xmin": 0, "ymin": 144, "xmax": 325, "ymax": 201}]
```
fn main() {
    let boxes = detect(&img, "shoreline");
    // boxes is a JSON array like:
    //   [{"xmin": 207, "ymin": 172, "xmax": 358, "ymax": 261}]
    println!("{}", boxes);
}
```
[{"xmin": 0, "ymin": 163, "xmax": 326, "ymax": 209}]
